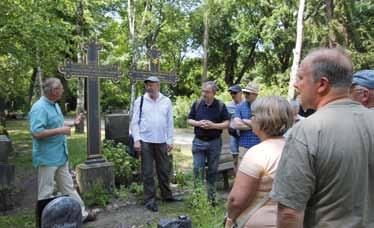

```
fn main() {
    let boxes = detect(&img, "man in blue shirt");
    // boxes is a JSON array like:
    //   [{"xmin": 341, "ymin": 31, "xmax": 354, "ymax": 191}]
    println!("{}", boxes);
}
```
[
  {"xmin": 29, "ymin": 78, "xmax": 95, "ymax": 223},
  {"xmin": 234, "ymin": 82, "xmax": 261, "ymax": 165},
  {"xmin": 130, "ymin": 76, "xmax": 177, "ymax": 212},
  {"xmin": 226, "ymin": 85, "xmax": 242, "ymax": 172},
  {"xmin": 187, "ymin": 81, "xmax": 230, "ymax": 204}
]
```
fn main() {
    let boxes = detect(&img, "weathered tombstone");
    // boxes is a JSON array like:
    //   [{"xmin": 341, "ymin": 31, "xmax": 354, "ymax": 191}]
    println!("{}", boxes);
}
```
[
  {"xmin": 104, "ymin": 113, "xmax": 130, "ymax": 145},
  {"xmin": 59, "ymin": 41, "xmax": 121, "ymax": 193},
  {"xmin": 158, "ymin": 215, "xmax": 192, "ymax": 228},
  {"xmin": 0, "ymin": 134, "xmax": 15, "ymax": 211},
  {"xmin": 41, "ymin": 196, "xmax": 82, "ymax": 228}
]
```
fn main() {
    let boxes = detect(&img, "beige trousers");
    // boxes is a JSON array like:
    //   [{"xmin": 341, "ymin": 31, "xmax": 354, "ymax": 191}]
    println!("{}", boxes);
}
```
[{"xmin": 37, "ymin": 162, "xmax": 88, "ymax": 219}]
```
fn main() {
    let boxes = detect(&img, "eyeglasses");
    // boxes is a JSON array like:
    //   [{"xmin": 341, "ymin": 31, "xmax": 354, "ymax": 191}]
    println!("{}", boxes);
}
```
[{"xmin": 230, "ymin": 92, "xmax": 238, "ymax": 95}]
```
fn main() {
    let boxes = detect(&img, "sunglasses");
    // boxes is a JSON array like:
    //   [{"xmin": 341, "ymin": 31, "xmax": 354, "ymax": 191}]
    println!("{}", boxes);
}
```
[{"xmin": 230, "ymin": 92, "xmax": 238, "ymax": 95}]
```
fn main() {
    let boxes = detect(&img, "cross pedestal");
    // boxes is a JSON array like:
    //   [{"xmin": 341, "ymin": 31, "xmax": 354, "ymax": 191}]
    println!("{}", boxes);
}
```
[{"xmin": 59, "ymin": 41, "xmax": 121, "ymax": 193}]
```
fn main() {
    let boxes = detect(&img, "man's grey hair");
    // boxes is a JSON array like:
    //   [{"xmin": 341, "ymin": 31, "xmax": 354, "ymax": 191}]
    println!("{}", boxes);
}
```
[
  {"xmin": 304, "ymin": 48, "xmax": 353, "ymax": 88},
  {"xmin": 203, "ymin": 81, "xmax": 218, "ymax": 93},
  {"xmin": 43, "ymin": 78, "xmax": 61, "ymax": 95}
]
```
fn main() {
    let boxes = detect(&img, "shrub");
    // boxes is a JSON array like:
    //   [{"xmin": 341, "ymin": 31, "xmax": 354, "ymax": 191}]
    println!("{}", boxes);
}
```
[
  {"xmin": 82, "ymin": 183, "xmax": 111, "ymax": 207},
  {"xmin": 185, "ymin": 182, "xmax": 225, "ymax": 227},
  {"xmin": 102, "ymin": 140, "xmax": 140, "ymax": 186},
  {"xmin": 173, "ymin": 95, "xmax": 198, "ymax": 128}
]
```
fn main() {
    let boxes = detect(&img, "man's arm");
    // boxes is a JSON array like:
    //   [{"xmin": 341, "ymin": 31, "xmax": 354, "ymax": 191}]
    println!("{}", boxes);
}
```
[
  {"xmin": 30, "ymin": 107, "xmax": 71, "ymax": 139},
  {"xmin": 32, "ymin": 126, "xmax": 71, "ymax": 139},
  {"xmin": 277, "ymin": 203, "xmax": 304, "ymax": 228},
  {"xmin": 187, "ymin": 119, "xmax": 203, "ymax": 127},
  {"xmin": 234, "ymin": 117, "xmax": 251, "ymax": 130},
  {"xmin": 166, "ymin": 100, "xmax": 173, "ymax": 151},
  {"xmin": 202, "ymin": 120, "xmax": 229, "ymax": 129},
  {"xmin": 64, "ymin": 113, "xmax": 85, "ymax": 127}
]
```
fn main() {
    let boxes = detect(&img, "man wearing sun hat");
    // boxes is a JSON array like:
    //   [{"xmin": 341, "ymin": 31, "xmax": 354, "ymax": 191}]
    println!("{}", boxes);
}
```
[
  {"xmin": 234, "ymin": 82, "xmax": 261, "ymax": 165},
  {"xmin": 350, "ymin": 70, "xmax": 374, "ymax": 109},
  {"xmin": 130, "ymin": 76, "xmax": 178, "ymax": 212}
]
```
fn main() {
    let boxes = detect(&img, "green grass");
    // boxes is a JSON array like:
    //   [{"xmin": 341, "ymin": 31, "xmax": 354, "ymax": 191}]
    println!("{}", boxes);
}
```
[
  {"xmin": 0, "ymin": 209, "xmax": 35, "ymax": 228},
  {"xmin": 68, "ymin": 134, "xmax": 87, "ymax": 168}
]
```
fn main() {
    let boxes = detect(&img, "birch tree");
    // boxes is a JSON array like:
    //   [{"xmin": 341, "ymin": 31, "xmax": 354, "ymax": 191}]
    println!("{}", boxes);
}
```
[{"xmin": 288, "ymin": 0, "xmax": 306, "ymax": 101}]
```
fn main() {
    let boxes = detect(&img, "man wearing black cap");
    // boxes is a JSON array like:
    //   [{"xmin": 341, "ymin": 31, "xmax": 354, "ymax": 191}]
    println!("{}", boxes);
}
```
[
  {"xmin": 226, "ymin": 85, "xmax": 242, "ymax": 171},
  {"xmin": 130, "ymin": 76, "xmax": 177, "ymax": 212},
  {"xmin": 350, "ymin": 70, "xmax": 374, "ymax": 109}
]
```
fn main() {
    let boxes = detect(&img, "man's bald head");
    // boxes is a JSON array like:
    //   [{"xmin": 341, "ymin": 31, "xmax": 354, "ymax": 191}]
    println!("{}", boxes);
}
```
[{"xmin": 302, "ymin": 48, "xmax": 353, "ymax": 89}]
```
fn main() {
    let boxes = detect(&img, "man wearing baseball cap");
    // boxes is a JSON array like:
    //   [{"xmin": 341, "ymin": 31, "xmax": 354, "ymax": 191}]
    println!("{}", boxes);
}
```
[
  {"xmin": 226, "ymin": 85, "xmax": 243, "ymax": 171},
  {"xmin": 130, "ymin": 76, "xmax": 178, "ymax": 212},
  {"xmin": 350, "ymin": 70, "xmax": 374, "ymax": 109},
  {"xmin": 234, "ymin": 82, "xmax": 261, "ymax": 165}
]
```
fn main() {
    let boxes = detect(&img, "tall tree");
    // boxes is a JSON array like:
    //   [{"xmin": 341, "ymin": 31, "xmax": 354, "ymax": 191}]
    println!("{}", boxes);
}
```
[{"xmin": 288, "ymin": 0, "xmax": 306, "ymax": 100}]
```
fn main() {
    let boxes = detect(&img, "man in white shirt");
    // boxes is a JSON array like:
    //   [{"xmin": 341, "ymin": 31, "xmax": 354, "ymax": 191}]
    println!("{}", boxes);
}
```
[{"xmin": 130, "ymin": 76, "xmax": 177, "ymax": 212}]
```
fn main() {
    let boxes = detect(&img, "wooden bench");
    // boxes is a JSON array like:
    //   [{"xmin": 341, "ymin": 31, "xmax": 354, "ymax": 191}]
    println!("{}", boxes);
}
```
[
  {"xmin": 204, "ymin": 131, "xmax": 235, "ymax": 190},
  {"xmin": 218, "ymin": 148, "xmax": 235, "ymax": 190}
]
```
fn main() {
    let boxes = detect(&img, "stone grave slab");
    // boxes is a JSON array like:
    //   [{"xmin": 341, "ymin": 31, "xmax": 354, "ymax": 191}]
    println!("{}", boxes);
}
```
[{"xmin": 41, "ymin": 196, "xmax": 82, "ymax": 228}]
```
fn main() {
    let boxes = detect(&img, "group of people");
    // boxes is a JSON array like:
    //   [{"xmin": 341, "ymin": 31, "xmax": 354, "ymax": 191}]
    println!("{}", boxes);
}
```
[{"xmin": 29, "ymin": 47, "xmax": 374, "ymax": 227}]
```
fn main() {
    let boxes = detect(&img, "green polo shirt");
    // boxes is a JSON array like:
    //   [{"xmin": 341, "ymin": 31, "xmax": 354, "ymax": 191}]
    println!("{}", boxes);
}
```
[{"xmin": 29, "ymin": 96, "xmax": 68, "ymax": 167}]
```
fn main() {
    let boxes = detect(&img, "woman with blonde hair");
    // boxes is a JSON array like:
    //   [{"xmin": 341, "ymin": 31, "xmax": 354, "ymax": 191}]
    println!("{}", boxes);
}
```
[{"xmin": 225, "ymin": 96, "xmax": 294, "ymax": 228}]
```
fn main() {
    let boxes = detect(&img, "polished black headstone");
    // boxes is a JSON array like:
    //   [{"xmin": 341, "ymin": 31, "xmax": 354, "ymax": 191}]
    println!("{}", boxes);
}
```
[
  {"xmin": 41, "ymin": 196, "xmax": 82, "ymax": 228},
  {"xmin": 105, "ymin": 113, "xmax": 130, "ymax": 145}
]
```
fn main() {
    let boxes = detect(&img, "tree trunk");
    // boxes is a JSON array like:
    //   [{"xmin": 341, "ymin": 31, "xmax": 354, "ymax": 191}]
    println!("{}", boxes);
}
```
[
  {"xmin": 288, "ymin": 0, "xmax": 306, "ymax": 101},
  {"xmin": 75, "ymin": 0, "xmax": 85, "ymax": 133},
  {"xmin": 128, "ymin": 0, "xmax": 137, "ymax": 118},
  {"xmin": 202, "ymin": 7, "xmax": 209, "ymax": 83},
  {"xmin": 325, "ymin": 0, "xmax": 337, "ymax": 47},
  {"xmin": 28, "ymin": 67, "xmax": 38, "ymax": 107}
]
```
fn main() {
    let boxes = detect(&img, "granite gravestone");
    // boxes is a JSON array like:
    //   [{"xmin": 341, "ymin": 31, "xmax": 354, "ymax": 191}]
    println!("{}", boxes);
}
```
[
  {"xmin": 0, "ymin": 134, "xmax": 15, "ymax": 211},
  {"xmin": 41, "ymin": 196, "xmax": 82, "ymax": 228},
  {"xmin": 104, "ymin": 113, "xmax": 130, "ymax": 145}
]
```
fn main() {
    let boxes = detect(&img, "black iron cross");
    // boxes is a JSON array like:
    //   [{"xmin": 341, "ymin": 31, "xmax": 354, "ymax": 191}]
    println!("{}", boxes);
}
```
[
  {"xmin": 130, "ymin": 45, "xmax": 178, "ymax": 86},
  {"xmin": 59, "ymin": 41, "xmax": 122, "ymax": 164}
]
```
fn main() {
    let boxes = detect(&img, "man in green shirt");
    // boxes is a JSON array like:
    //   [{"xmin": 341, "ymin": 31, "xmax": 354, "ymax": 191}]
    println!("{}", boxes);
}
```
[
  {"xmin": 29, "ymin": 77, "xmax": 95, "ymax": 223},
  {"xmin": 271, "ymin": 48, "xmax": 374, "ymax": 227}
]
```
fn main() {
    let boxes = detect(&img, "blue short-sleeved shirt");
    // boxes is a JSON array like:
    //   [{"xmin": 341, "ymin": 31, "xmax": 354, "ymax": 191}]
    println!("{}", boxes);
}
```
[
  {"xmin": 235, "ymin": 101, "xmax": 260, "ymax": 148},
  {"xmin": 29, "ymin": 96, "xmax": 68, "ymax": 167}
]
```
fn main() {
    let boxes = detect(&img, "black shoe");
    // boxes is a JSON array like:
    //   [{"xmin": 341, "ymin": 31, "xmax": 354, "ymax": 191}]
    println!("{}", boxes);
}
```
[
  {"xmin": 162, "ymin": 197, "xmax": 183, "ymax": 202},
  {"xmin": 145, "ymin": 202, "xmax": 158, "ymax": 212},
  {"xmin": 83, "ymin": 211, "xmax": 97, "ymax": 223}
]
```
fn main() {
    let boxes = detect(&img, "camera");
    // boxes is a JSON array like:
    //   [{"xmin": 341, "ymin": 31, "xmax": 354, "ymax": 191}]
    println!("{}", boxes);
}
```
[{"xmin": 157, "ymin": 215, "xmax": 192, "ymax": 228}]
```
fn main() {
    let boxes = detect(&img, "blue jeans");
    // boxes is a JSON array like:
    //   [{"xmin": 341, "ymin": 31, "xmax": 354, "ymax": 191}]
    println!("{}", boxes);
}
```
[
  {"xmin": 192, "ymin": 137, "xmax": 222, "ymax": 200},
  {"xmin": 229, "ymin": 136, "xmax": 239, "ymax": 156}
]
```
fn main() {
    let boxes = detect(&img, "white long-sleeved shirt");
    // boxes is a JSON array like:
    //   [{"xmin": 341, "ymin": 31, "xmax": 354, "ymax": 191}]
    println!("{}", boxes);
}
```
[{"xmin": 130, "ymin": 92, "xmax": 173, "ymax": 144}]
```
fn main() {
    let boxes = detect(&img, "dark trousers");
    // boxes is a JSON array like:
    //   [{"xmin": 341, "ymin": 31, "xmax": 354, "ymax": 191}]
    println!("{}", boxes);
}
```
[
  {"xmin": 141, "ymin": 142, "xmax": 172, "ymax": 204},
  {"xmin": 192, "ymin": 137, "xmax": 222, "ymax": 201}
]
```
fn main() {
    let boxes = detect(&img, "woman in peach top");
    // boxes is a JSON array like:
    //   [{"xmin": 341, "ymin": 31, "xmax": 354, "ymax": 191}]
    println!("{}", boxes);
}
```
[{"xmin": 225, "ymin": 96, "xmax": 294, "ymax": 228}]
